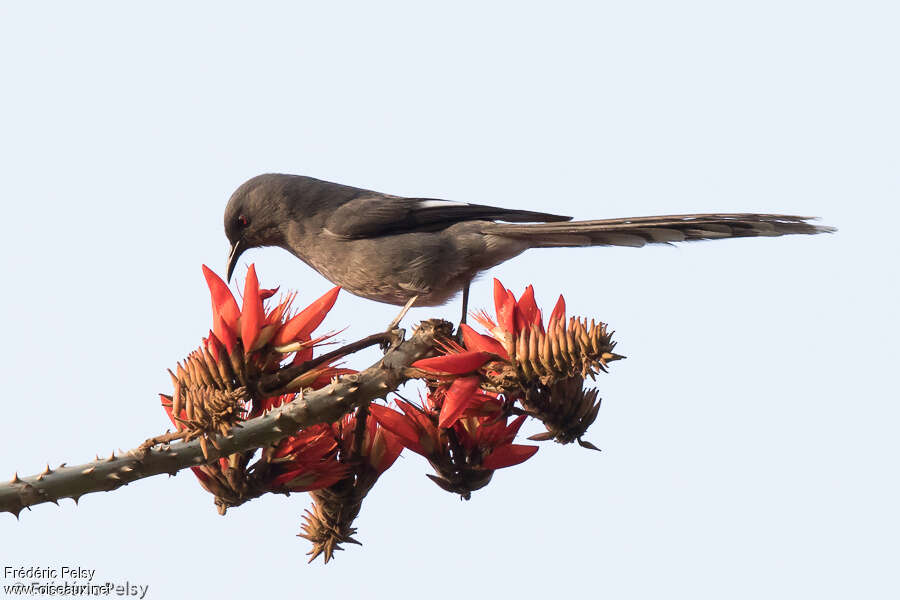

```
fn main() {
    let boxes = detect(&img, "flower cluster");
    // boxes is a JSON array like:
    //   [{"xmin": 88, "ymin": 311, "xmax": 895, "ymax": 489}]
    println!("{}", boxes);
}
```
[
  {"xmin": 162, "ymin": 265, "xmax": 343, "ymax": 440},
  {"xmin": 371, "ymin": 391, "xmax": 538, "ymax": 499},
  {"xmin": 407, "ymin": 279, "xmax": 623, "ymax": 450},
  {"xmin": 160, "ymin": 265, "xmax": 350, "ymax": 513},
  {"xmin": 159, "ymin": 269, "xmax": 621, "ymax": 561}
]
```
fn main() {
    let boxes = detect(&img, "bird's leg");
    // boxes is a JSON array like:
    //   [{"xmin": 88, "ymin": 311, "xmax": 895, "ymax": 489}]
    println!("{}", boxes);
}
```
[
  {"xmin": 387, "ymin": 295, "xmax": 419, "ymax": 331},
  {"xmin": 452, "ymin": 282, "xmax": 471, "ymax": 340},
  {"xmin": 459, "ymin": 282, "xmax": 470, "ymax": 326}
]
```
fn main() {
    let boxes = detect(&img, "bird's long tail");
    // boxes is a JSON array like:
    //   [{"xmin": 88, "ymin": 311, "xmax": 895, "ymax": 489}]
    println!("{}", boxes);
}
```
[{"xmin": 484, "ymin": 213, "xmax": 835, "ymax": 248}]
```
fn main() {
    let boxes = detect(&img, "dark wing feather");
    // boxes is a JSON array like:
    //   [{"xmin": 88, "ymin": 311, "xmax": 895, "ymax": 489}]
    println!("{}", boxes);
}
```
[{"xmin": 324, "ymin": 195, "xmax": 571, "ymax": 239}]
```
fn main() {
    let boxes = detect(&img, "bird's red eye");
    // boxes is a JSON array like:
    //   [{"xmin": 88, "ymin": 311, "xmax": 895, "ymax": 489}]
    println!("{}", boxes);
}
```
[{"xmin": 238, "ymin": 215, "xmax": 249, "ymax": 227}]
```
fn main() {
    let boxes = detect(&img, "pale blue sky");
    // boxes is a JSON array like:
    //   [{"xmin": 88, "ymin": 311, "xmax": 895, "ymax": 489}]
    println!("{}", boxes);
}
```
[{"xmin": 1, "ymin": 2, "xmax": 897, "ymax": 599}]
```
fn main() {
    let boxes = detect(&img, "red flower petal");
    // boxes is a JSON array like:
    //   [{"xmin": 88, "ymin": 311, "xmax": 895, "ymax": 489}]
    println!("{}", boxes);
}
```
[
  {"xmin": 202, "ymin": 265, "xmax": 240, "ymax": 332},
  {"xmin": 548, "ymin": 294, "xmax": 566, "ymax": 327},
  {"xmin": 190, "ymin": 466, "xmax": 211, "ymax": 483},
  {"xmin": 214, "ymin": 312, "xmax": 237, "ymax": 356},
  {"xmin": 459, "ymin": 324, "xmax": 509, "ymax": 359},
  {"xmin": 272, "ymin": 426, "xmax": 334, "ymax": 458},
  {"xmin": 438, "ymin": 376, "xmax": 481, "ymax": 428},
  {"xmin": 493, "ymin": 278, "xmax": 507, "ymax": 317},
  {"xmin": 481, "ymin": 444, "xmax": 538, "ymax": 470},
  {"xmin": 205, "ymin": 330, "xmax": 220, "ymax": 362},
  {"xmin": 273, "ymin": 286, "xmax": 341, "ymax": 346},
  {"xmin": 461, "ymin": 395, "xmax": 503, "ymax": 418},
  {"xmin": 370, "ymin": 403, "xmax": 423, "ymax": 453},
  {"xmin": 502, "ymin": 414, "xmax": 529, "ymax": 444},
  {"xmin": 241, "ymin": 264, "xmax": 264, "ymax": 353},
  {"xmin": 413, "ymin": 351, "xmax": 491, "ymax": 375},
  {"xmin": 259, "ymin": 286, "xmax": 279, "ymax": 300},
  {"xmin": 368, "ymin": 426, "xmax": 404, "ymax": 473},
  {"xmin": 493, "ymin": 279, "xmax": 516, "ymax": 336},
  {"xmin": 515, "ymin": 285, "xmax": 542, "ymax": 333}
]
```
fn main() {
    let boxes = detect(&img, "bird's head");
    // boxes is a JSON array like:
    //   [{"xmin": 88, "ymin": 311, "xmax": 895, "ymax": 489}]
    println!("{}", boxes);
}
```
[{"xmin": 224, "ymin": 174, "xmax": 293, "ymax": 282}]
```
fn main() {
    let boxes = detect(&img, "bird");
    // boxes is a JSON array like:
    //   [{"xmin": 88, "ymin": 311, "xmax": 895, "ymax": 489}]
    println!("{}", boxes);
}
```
[{"xmin": 224, "ymin": 173, "xmax": 833, "ymax": 325}]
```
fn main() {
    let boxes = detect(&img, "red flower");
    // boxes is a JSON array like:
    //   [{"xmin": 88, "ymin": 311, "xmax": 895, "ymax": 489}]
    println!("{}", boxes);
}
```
[
  {"xmin": 337, "ymin": 412, "xmax": 404, "ymax": 474},
  {"xmin": 269, "ymin": 408, "xmax": 403, "ymax": 493},
  {"xmin": 240, "ymin": 264, "xmax": 265, "ymax": 352},
  {"xmin": 200, "ymin": 264, "xmax": 341, "ymax": 360},
  {"xmin": 493, "ymin": 278, "xmax": 517, "ymax": 338},
  {"xmin": 371, "ymin": 392, "xmax": 537, "ymax": 499},
  {"xmin": 412, "ymin": 351, "xmax": 492, "ymax": 376},
  {"xmin": 411, "ymin": 344, "xmax": 495, "ymax": 428},
  {"xmin": 472, "ymin": 279, "xmax": 556, "ymax": 355},
  {"xmin": 409, "ymin": 280, "xmax": 571, "ymax": 430},
  {"xmin": 370, "ymin": 401, "xmax": 441, "ymax": 459},
  {"xmin": 548, "ymin": 294, "xmax": 566, "ymax": 327},
  {"xmin": 371, "ymin": 396, "xmax": 538, "ymax": 471},
  {"xmin": 272, "ymin": 286, "xmax": 341, "ymax": 357},
  {"xmin": 203, "ymin": 264, "xmax": 241, "ymax": 347},
  {"xmin": 458, "ymin": 324, "xmax": 509, "ymax": 360},
  {"xmin": 454, "ymin": 414, "xmax": 538, "ymax": 470},
  {"xmin": 436, "ymin": 375, "xmax": 482, "ymax": 428},
  {"xmin": 268, "ymin": 425, "xmax": 348, "ymax": 492}
]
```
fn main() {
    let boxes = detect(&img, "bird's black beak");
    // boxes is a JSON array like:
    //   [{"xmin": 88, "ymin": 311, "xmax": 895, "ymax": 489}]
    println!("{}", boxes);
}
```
[{"xmin": 226, "ymin": 239, "xmax": 245, "ymax": 283}]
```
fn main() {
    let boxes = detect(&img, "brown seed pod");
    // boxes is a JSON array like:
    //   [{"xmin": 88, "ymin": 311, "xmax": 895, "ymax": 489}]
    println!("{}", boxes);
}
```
[
  {"xmin": 300, "ymin": 488, "xmax": 363, "ymax": 564},
  {"xmin": 521, "ymin": 376, "xmax": 603, "ymax": 447}
]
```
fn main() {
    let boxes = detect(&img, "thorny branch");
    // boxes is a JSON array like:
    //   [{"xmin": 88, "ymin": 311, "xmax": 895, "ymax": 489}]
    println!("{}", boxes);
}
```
[{"xmin": 0, "ymin": 320, "xmax": 450, "ymax": 518}]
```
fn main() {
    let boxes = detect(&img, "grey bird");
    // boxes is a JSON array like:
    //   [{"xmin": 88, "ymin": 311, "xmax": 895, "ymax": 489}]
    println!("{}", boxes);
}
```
[{"xmin": 224, "ymin": 173, "xmax": 833, "ymax": 323}]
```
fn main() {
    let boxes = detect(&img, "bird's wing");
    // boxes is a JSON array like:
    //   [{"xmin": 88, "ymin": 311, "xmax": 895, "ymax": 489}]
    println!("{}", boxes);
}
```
[{"xmin": 323, "ymin": 195, "xmax": 571, "ymax": 239}]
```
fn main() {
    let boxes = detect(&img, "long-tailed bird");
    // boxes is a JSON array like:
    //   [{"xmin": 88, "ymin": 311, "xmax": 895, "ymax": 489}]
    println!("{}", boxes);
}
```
[{"xmin": 224, "ymin": 174, "xmax": 833, "ymax": 324}]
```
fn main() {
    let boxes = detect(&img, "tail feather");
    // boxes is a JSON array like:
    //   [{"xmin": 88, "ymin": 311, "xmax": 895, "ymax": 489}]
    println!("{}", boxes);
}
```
[{"xmin": 486, "ymin": 213, "xmax": 834, "ymax": 248}]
